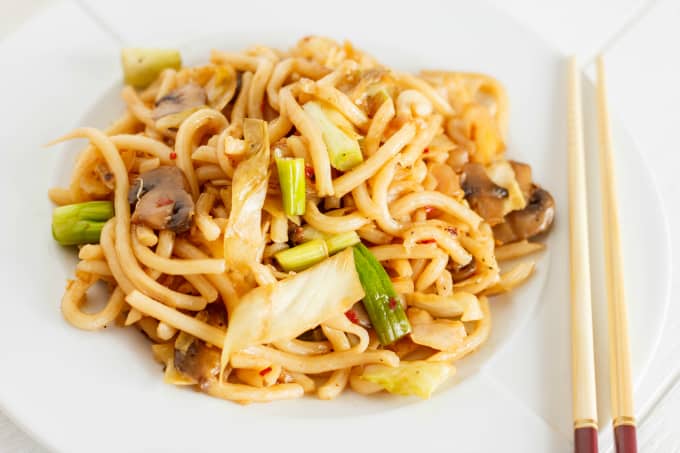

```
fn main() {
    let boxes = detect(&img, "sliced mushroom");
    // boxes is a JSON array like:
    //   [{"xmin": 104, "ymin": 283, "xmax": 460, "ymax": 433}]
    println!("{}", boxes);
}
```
[
  {"xmin": 174, "ymin": 340, "xmax": 221, "ymax": 386},
  {"xmin": 492, "ymin": 185, "xmax": 555, "ymax": 245},
  {"xmin": 129, "ymin": 166, "xmax": 195, "ymax": 233},
  {"xmin": 151, "ymin": 82, "xmax": 206, "ymax": 121},
  {"xmin": 173, "ymin": 303, "xmax": 227, "ymax": 385},
  {"xmin": 203, "ymin": 301, "xmax": 227, "ymax": 329},
  {"xmin": 460, "ymin": 162, "xmax": 508, "ymax": 225}
]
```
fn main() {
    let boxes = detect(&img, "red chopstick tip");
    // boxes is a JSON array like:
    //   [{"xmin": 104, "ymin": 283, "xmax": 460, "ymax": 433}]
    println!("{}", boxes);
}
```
[
  {"xmin": 614, "ymin": 424, "xmax": 637, "ymax": 453},
  {"xmin": 574, "ymin": 426, "xmax": 598, "ymax": 453}
]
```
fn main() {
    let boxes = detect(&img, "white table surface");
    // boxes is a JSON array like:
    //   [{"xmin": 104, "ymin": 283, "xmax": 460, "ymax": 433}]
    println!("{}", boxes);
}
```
[{"xmin": 1, "ymin": 1, "xmax": 678, "ymax": 451}]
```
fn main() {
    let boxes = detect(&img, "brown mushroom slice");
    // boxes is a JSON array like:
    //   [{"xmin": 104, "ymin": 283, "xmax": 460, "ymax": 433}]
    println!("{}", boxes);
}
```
[
  {"xmin": 174, "ymin": 339, "xmax": 222, "ymax": 386},
  {"xmin": 129, "ymin": 166, "xmax": 195, "ymax": 233},
  {"xmin": 460, "ymin": 162, "xmax": 508, "ymax": 225},
  {"xmin": 492, "ymin": 185, "xmax": 555, "ymax": 245},
  {"xmin": 151, "ymin": 82, "xmax": 207, "ymax": 121},
  {"xmin": 128, "ymin": 166, "xmax": 187, "ymax": 202},
  {"xmin": 173, "ymin": 304, "xmax": 227, "ymax": 385}
]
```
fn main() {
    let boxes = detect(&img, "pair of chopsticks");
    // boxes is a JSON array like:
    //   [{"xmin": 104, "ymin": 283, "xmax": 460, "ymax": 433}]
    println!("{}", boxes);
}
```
[{"xmin": 567, "ymin": 56, "xmax": 638, "ymax": 453}]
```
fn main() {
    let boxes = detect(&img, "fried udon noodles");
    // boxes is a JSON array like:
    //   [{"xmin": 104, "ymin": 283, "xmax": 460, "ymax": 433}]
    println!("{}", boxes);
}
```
[{"xmin": 48, "ymin": 37, "xmax": 555, "ymax": 403}]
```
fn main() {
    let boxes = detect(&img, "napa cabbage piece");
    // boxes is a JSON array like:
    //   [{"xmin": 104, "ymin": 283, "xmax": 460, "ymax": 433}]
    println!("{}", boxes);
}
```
[
  {"xmin": 223, "ymin": 119, "xmax": 270, "ymax": 275},
  {"xmin": 486, "ymin": 160, "xmax": 526, "ymax": 215},
  {"xmin": 220, "ymin": 248, "xmax": 365, "ymax": 367},
  {"xmin": 361, "ymin": 361, "xmax": 454, "ymax": 399},
  {"xmin": 407, "ymin": 308, "xmax": 467, "ymax": 351}
]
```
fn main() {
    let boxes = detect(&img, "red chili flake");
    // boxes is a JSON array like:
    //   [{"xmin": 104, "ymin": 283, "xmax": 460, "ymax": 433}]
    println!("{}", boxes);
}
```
[
  {"xmin": 345, "ymin": 310, "xmax": 360, "ymax": 324},
  {"xmin": 423, "ymin": 148, "xmax": 430, "ymax": 154},
  {"xmin": 156, "ymin": 196, "xmax": 174, "ymax": 207},
  {"xmin": 169, "ymin": 151, "xmax": 177, "ymax": 160},
  {"xmin": 424, "ymin": 206, "xmax": 434, "ymax": 214},
  {"xmin": 445, "ymin": 226, "xmax": 458, "ymax": 236},
  {"xmin": 259, "ymin": 366, "xmax": 272, "ymax": 376},
  {"xmin": 419, "ymin": 238, "xmax": 436, "ymax": 244},
  {"xmin": 388, "ymin": 298, "xmax": 397, "ymax": 310},
  {"xmin": 305, "ymin": 165, "xmax": 316, "ymax": 182}
]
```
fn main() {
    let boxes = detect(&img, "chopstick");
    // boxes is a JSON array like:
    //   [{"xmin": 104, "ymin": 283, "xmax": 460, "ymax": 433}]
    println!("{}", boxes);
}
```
[
  {"xmin": 595, "ymin": 56, "xmax": 638, "ymax": 453},
  {"xmin": 567, "ymin": 56, "xmax": 599, "ymax": 453}
]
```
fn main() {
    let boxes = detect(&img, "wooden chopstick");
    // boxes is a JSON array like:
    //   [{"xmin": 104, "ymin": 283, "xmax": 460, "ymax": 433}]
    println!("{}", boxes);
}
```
[
  {"xmin": 595, "ymin": 56, "xmax": 638, "ymax": 453},
  {"xmin": 567, "ymin": 56, "xmax": 599, "ymax": 453}
]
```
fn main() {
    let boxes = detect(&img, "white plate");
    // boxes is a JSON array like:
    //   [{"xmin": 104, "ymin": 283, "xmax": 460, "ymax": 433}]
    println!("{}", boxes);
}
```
[{"xmin": 0, "ymin": 1, "xmax": 670, "ymax": 452}]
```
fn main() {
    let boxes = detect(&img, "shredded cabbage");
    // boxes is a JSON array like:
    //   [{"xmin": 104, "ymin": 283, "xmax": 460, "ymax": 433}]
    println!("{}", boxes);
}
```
[
  {"xmin": 223, "ymin": 119, "xmax": 270, "ymax": 275},
  {"xmin": 220, "ymin": 248, "xmax": 365, "ymax": 368},
  {"xmin": 362, "ymin": 361, "xmax": 454, "ymax": 399}
]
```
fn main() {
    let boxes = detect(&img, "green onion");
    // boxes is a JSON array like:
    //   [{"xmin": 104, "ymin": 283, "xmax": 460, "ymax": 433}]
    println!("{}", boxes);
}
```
[
  {"xmin": 352, "ymin": 243, "xmax": 411, "ymax": 345},
  {"xmin": 276, "ymin": 157, "xmax": 306, "ymax": 216},
  {"xmin": 326, "ymin": 231, "xmax": 360, "ymax": 255},
  {"xmin": 275, "ymin": 239, "xmax": 328, "ymax": 272},
  {"xmin": 52, "ymin": 201, "xmax": 114, "ymax": 246},
  {"xmin": 275, "ymin": 232, "xmax": 362, "ymax": 272},
  {"xmin": 303, "ymin": 101, "xmax": 363, "ymax": 171}
]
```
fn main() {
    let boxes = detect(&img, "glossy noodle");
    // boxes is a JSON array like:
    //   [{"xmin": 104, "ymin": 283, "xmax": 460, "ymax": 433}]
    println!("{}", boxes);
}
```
[{"xmin": 48, "ymin": 37, "xmax": 554, "ymax": 404}]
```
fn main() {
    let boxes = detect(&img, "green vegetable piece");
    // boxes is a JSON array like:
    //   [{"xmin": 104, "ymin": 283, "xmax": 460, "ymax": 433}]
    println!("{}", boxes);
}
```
[
  {"xmin": 121, "ymin": 48, "xmax": 182, "ymax": 88},
  {"xmin": 52, "ymin": 201, "xmax": 114, "ymax": 246},
  {"xmin": 352, "ymin": 243, "xmax": 411, "ymax": 345},
  {"xmin": 276, "ymin": 157, "xmax": 306, "ymax": 216},
  {"xmin": 275, "ymin": 239, "xmax": 328, "ymax": 272},
  {"xmin": 361, "ymin": 361, "xmax": 453, "ymax": 399},
  {"xmin": 325, "ymin": 231, "xmax": 360, "ymax": 255},
  {"xmin": 303, "ymin": 101, "xmax": 363, "ymax": 171},
  {"xmin": 276, "ymin": 232, "xmax": 363, "ymax": 272}
]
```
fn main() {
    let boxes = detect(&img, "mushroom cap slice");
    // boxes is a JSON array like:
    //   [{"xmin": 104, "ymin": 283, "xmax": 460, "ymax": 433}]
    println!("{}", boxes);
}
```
[
  {"xmin": 128, "ymin": 166, "xmax": 188, "ymax": 203},
  {"xmin": 492, "ymin": 185, "xmax": 555, "ymax": 245},
  {"xmin": 174, "ymin": 340, "xmax": 221, "ymax": 386},
  {"xmin": 173, "ymin": 304, "xmax": 227, "ymax": 385},
  {"xmin": 460, "ymin": 162, "xmax": 508, "ymax": 225},
  {"xmin": 129, "ymin": 166, "xmax": 195, "ymax": 233},
  {"xmin": 152, "ymin": 82, "xmax": 207, "ymax": 121}
]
